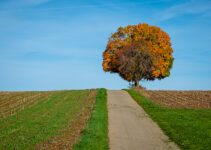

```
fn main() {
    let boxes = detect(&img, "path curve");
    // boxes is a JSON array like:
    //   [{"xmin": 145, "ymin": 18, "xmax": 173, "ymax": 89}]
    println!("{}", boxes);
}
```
[{"xmin": 107, "ymin": 90, "xmax": 179, "ymax": 150}]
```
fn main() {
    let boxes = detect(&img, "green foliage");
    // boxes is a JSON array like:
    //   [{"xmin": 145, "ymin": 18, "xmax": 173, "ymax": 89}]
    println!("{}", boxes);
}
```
[
  {"xmin": 73, "ymin": 88, "xmax": 109, "ymax": 150},
  {"xmin": 125, "ymin": 89, "xmax": 211, "ymax": 150}
]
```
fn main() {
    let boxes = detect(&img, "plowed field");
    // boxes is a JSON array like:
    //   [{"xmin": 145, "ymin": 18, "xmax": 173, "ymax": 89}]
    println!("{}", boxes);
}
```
[
  {"xmin": 0, "ymin": 90, "xmax": 96, "ymax": 150},
  {"xmin": 135, "ymin": 89, "xmax": 211, "ymax": 109}
]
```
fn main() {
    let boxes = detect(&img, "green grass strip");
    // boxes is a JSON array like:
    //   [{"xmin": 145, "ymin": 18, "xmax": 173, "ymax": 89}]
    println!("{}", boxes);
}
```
[
  {"xmin": 125, "ymin": 89, "xmax": 211, "ymax": 150},
  {"xmin": 73, "ymin": 88, "xmax": 109, "ymax": 150}
]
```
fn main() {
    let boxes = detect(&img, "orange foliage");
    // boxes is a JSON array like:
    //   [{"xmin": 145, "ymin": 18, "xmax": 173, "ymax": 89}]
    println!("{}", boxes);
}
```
[{"xmin": 102, "ymin": 23, "xmax": 174, "ymax": 80}]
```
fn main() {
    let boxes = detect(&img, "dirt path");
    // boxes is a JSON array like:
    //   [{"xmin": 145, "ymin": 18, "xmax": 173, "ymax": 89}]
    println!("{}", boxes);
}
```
[{"xmin": 107, "ymin": 90, "xmax": 179, "ymax": 150}]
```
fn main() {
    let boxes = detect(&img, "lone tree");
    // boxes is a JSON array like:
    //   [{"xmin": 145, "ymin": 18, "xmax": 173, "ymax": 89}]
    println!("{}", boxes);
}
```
[
  {"xmin": 102, "ymin": 23, "xmax": 174, "ymax": 87},
  {"xmin": 115, "ymin": 40, "xmax": 154, "ymax": 87}
]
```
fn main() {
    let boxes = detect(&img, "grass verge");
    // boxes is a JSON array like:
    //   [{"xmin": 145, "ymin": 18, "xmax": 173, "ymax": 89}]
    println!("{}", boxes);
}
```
[
  {"xmin": 125, "ymin": 89, "xmax": 211, "ymax": 150},
  {"xmin": 73, "ymin": 88, "xmax": 108, "ymax": 150}
]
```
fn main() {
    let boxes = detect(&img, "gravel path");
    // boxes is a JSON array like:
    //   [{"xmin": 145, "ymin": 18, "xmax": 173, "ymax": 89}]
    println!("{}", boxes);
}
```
[{"xmin": 107, "ymin": 90, "xmax": 180, "ymax": 150}]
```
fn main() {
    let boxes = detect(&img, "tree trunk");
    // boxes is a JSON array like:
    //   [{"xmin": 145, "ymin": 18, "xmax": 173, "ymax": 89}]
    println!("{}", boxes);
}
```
[{"xmin": 135, "ymin": 80, "xmax": 139, "ymax": 88}]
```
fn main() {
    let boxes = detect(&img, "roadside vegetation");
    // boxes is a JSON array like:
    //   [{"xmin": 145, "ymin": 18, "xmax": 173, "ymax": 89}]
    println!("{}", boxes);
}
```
[
  {"xmin": 73, "ymin": 88, "xmax": 109, "ymax": 150},
  {"xmin": 125, "ymin": 89, "xmax": 211, "ymax": 150},
  {"xmin": 0, "ymin": 90, "xmax": 96, "ymax": 150}
]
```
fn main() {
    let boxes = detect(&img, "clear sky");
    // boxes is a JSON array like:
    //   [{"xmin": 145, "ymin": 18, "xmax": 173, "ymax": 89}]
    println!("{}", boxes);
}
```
[{"xmin": 0, "ymin": 0, "xmax": 210, "ymax": 91}]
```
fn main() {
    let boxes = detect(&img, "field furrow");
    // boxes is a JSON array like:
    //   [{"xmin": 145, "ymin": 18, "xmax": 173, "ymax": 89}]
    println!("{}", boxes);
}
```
[
  {"xmin": 135, "ymin": 89, "xmax": 211, "ymax": 109},
  {"xmin": 0, "ymin": 90, "xmax": 96, "ymax": 150}
]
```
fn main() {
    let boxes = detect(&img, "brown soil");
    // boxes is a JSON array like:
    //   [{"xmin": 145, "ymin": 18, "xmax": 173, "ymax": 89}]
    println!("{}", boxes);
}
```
[
  {"xmin": 35, "ymin": 90, "xmax": 96, "ymax": 150},
  {"xmin": 134, "ymin": 88, "xmax": 211, "ymax": 109}
]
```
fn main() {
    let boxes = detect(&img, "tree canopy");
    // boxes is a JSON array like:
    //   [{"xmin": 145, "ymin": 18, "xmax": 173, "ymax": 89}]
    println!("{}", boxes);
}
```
[{"xmin": 102, "ymin": 23, "xmax": 174, "ymax": 87}]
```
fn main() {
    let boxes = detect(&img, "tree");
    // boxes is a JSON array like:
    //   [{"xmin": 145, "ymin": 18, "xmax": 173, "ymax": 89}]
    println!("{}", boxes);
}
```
[
  {"xmin": 115, "ymin": 40, "xmax": 154, "ymax": 87},
  {"xmin": 102, "ymin": 23, "xmax": 174, "ymax": 87}
]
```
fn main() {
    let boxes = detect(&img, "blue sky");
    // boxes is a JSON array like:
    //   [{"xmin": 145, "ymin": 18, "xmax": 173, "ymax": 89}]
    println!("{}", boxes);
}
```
[{"xmin": 0, "ymin": 0, "xmax": 210, "ymax": 91}]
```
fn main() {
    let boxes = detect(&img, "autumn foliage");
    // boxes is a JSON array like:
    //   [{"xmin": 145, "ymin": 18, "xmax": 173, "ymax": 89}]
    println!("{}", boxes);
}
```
[{"xmin": 102, "ymin": 23, "xmax": 174, "ymax": 86}]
